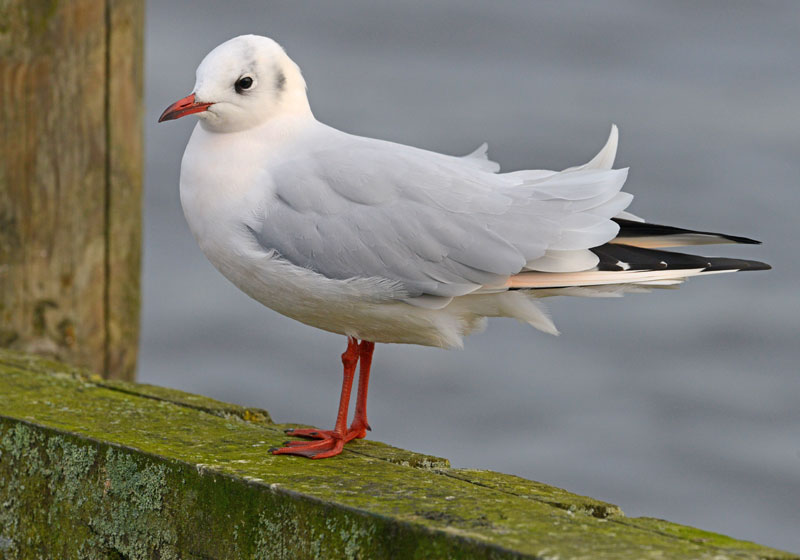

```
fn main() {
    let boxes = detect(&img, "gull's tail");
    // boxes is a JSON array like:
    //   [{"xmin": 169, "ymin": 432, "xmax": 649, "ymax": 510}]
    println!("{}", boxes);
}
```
[
  {"xmin": 508, "ymin": 220, "xmax": 769, "ymax": 293},
  {"xmin": 497, "ymin": 124, "xmax": 769, "ymax": 298}
]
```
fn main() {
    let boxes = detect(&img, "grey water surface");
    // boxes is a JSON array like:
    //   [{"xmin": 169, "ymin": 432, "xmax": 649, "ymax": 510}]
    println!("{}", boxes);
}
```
[{"xmin": 141, "ymin": 1, "xmax": 800, "ymax": 551}]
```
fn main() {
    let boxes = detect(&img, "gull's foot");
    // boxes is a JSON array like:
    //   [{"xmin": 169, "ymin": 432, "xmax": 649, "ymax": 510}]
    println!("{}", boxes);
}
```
[
  {"xmin": 273, "ymin": 425, "xmax": 371, "ymax": 458},
  {"xmin": 283, "ymin": 427, "xmax": 328, "ymax": 439},
  {"xmin": 270, "ymin": 435, "xmax": 345, "ymax": 459},
  {"xmin": 346, "ymin": 419, "xmax": 370, "ymax": 440},
  {"xmin": 285, "ymin": 426, "xmax": 368, "ymax": 442}
]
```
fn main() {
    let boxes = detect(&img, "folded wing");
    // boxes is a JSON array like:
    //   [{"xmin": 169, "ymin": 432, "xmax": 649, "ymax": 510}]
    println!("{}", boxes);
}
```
[{"xmin": 254, "ymin": 128, "xmax": 630, "ymax": 300}]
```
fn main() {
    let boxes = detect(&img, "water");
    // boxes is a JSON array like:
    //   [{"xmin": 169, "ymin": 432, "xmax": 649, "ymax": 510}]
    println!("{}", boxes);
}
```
[{"xmin": 140, "ymin": 1, "xmax": 800, "ymax": 551}]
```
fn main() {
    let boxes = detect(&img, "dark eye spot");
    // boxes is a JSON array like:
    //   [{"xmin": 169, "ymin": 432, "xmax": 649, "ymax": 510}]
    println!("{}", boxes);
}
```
[
  {"xmin": 235, "ymin": 76, "xmax": 254, "ymax": 93},
  {"xmin": 275, "ymin": 71, "xmax": 286, "ymax": 92}
]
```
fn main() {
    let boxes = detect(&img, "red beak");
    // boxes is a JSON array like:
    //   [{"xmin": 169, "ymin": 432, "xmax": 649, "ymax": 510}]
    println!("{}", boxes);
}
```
[{"xmin": 158, "ymin": 93, "xmax": 213, "ymax": 122}]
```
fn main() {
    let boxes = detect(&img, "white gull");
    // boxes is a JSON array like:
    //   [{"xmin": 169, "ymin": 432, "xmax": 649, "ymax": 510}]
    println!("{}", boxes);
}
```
[{"xmin": 159, "ymin": 35, "xmax": 768, "ymax": 458}]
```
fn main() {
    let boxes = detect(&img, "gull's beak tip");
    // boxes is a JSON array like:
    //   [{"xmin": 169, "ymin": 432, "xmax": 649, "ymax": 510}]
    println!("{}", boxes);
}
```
[{"xmin": 158, "ymin": 93, "xmax": 212, "ymax": 123}]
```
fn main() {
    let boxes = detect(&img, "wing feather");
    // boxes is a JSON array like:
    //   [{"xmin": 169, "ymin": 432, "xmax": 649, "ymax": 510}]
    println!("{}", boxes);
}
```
[{"xmin": 253, "ymin": 129, "xmax": 631, "ymax": 299}]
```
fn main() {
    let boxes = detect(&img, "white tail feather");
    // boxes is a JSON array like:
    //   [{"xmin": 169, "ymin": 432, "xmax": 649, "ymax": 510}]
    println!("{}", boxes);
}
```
[
  {"xmin": 509, "ymin": 266, "xmax": 744, "ymax": 290},
  {"xmin": 525, "ymin": 249, "xmax": 599, "ymax": 272},
  {"xmin": 460, "ymin": 142, "xmax": 501, "ymax": 173},
  {"xmin": 610, "ymin": 234, "xmax": 742, "ymax": 248},
  {"xmin": 564, "ymin": 124, "xmax": 619, "ymax": 172},
  {"xmin": 509, "ymin": 268, "xmax": 705, "ymax": 289}
]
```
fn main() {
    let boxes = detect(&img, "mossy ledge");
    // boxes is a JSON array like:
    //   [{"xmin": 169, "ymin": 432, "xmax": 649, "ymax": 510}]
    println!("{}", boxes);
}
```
[{"xmin": 0, "ymin": 350, "xmax": 795, "ymax": 559}]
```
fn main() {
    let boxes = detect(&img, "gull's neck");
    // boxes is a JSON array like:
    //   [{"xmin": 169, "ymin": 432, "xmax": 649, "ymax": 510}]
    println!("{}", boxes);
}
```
[
  {"xmin": 199, "ymin": 98, "xmax": 314, "ymax": 135},
  {"xmin": 276, "ymin": 87, "xmax": 313, "ymax": 119},
  {"xmin": 190, "ymin": 111, "xmax": 321, "ymax": 169}
]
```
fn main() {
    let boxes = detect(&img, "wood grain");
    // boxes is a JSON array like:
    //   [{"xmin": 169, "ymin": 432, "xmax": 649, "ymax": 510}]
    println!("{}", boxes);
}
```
[{"xmin": 0, "ymin": 0, "xmax": 143, "ymax": 380}]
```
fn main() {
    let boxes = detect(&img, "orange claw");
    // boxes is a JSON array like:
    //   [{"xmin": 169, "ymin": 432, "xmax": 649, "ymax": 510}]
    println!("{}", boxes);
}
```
[{"xmin": 271, "ymin": 338, "xmax": 376, "ymax": 459}]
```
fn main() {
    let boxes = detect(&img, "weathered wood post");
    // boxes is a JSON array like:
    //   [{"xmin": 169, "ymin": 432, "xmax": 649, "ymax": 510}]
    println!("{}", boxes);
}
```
[{"xmin": 0, "ymin": 1, "xmax": 144, "ymax": 380}]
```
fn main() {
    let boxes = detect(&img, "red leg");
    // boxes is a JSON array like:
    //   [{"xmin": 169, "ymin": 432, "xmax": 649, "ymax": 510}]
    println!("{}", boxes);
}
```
[
  {"xmin": 349, "ymin": 341, "xmax": 375, "ymax": 439},
  {"xmin": 283, "ymin": 340, "xmax": 376, "ymax": 444},
  {"xmin": 272, "ymin": 337, "xmax": 360, "ymax": 459}
]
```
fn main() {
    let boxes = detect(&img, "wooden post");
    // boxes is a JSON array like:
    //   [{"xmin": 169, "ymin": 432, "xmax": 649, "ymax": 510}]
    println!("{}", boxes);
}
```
[{"xmin": 0, "ymin": 0, "xmax": 144, "ymax": 380}]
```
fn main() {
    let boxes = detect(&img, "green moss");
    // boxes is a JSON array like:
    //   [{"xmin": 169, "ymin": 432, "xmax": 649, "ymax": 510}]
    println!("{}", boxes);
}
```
[
  {"xmin": 441, "ymin": 468, "xmax": 623, "ymax": 519},
  {"xmin": 0, "ymin": 423, "xmax": 48, "ymax": 556},
  {"xmin": 45, "ymin": 438, "xmax": 97, "ymax": 503},
  {"xmin": 617, "ymin": 517, "xmax": 786, "ymax": 554},
  {"xmin": 84, "ymin": 449, "xmax": 177, "ymax": 560},
  {"xmin": 1, "ymin": 422, "xmax": 36, "ymax": 462},
  {"xmin": 0, "ymin": 348, "xmax": 273, "ymax": 424},
  {"xmin": 0, "ymin": 350, "xmax": 797, "ymax": 559}
]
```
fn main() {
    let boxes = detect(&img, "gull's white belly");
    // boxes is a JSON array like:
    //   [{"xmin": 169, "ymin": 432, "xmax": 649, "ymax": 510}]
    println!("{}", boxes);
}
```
[{"xmin": 183, "ymin": 217, "xmax": 471, "ymax": 348}]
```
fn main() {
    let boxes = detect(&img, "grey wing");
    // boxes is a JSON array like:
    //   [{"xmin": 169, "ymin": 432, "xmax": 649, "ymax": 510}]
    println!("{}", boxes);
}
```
[{"xmin": 253, "ymin": 142, "xmax": 627, "ymax": 299}]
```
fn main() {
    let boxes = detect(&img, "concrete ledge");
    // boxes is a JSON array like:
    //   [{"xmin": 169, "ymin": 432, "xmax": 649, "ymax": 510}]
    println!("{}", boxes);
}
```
[{"xmin": 0, "ymin": 350, "xmax": 796, "ymax": 559}]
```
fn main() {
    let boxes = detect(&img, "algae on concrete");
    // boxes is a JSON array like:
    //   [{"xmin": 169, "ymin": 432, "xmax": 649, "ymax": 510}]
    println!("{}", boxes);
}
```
[{"xmin": 0, "ymin": 349, "xmax": 797, "ymax": 559}]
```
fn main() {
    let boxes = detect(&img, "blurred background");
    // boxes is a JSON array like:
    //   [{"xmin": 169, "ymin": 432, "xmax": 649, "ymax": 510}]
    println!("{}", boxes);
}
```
[{"xmin": 142, "ymin": 1, "xmax": 799, "ymax": 551}]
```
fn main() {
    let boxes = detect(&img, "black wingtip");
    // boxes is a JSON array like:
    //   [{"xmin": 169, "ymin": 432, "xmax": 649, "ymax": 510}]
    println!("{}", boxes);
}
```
[
  {"xmin": 592, "ymin": 244, "xmax": 771, "ymax": 273},
  {"xmin": 722, "ymin": 234, "xmax": 762, "ymax": 245},
  {"xmin": 743, "ymin": 259, "xmax": 771, "ymax": 271},
  {"xmin": 613, "ymin": 218, "xmax": 763, "ymax": 245},
  {"xmin": 724, "ymin": 261, "xmax": 772, "ymax": 271}
]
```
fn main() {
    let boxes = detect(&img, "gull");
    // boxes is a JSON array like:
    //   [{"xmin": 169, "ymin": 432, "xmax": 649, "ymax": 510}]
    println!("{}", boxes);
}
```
[{"xmin": 159, "ymin": 35, "xmax": 769, "ymax": 459}]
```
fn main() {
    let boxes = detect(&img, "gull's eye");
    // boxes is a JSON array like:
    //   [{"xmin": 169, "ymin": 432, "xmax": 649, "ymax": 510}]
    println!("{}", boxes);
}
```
[{"xmin": 235, "ymin": 76, "xmax": 254, "ymax": 93}]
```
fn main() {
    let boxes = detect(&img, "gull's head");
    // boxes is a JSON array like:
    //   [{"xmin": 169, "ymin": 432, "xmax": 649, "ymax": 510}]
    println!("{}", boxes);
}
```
[{"xmin": 158, "ymin": 35, "xmax": 310, "ymax": 132}]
